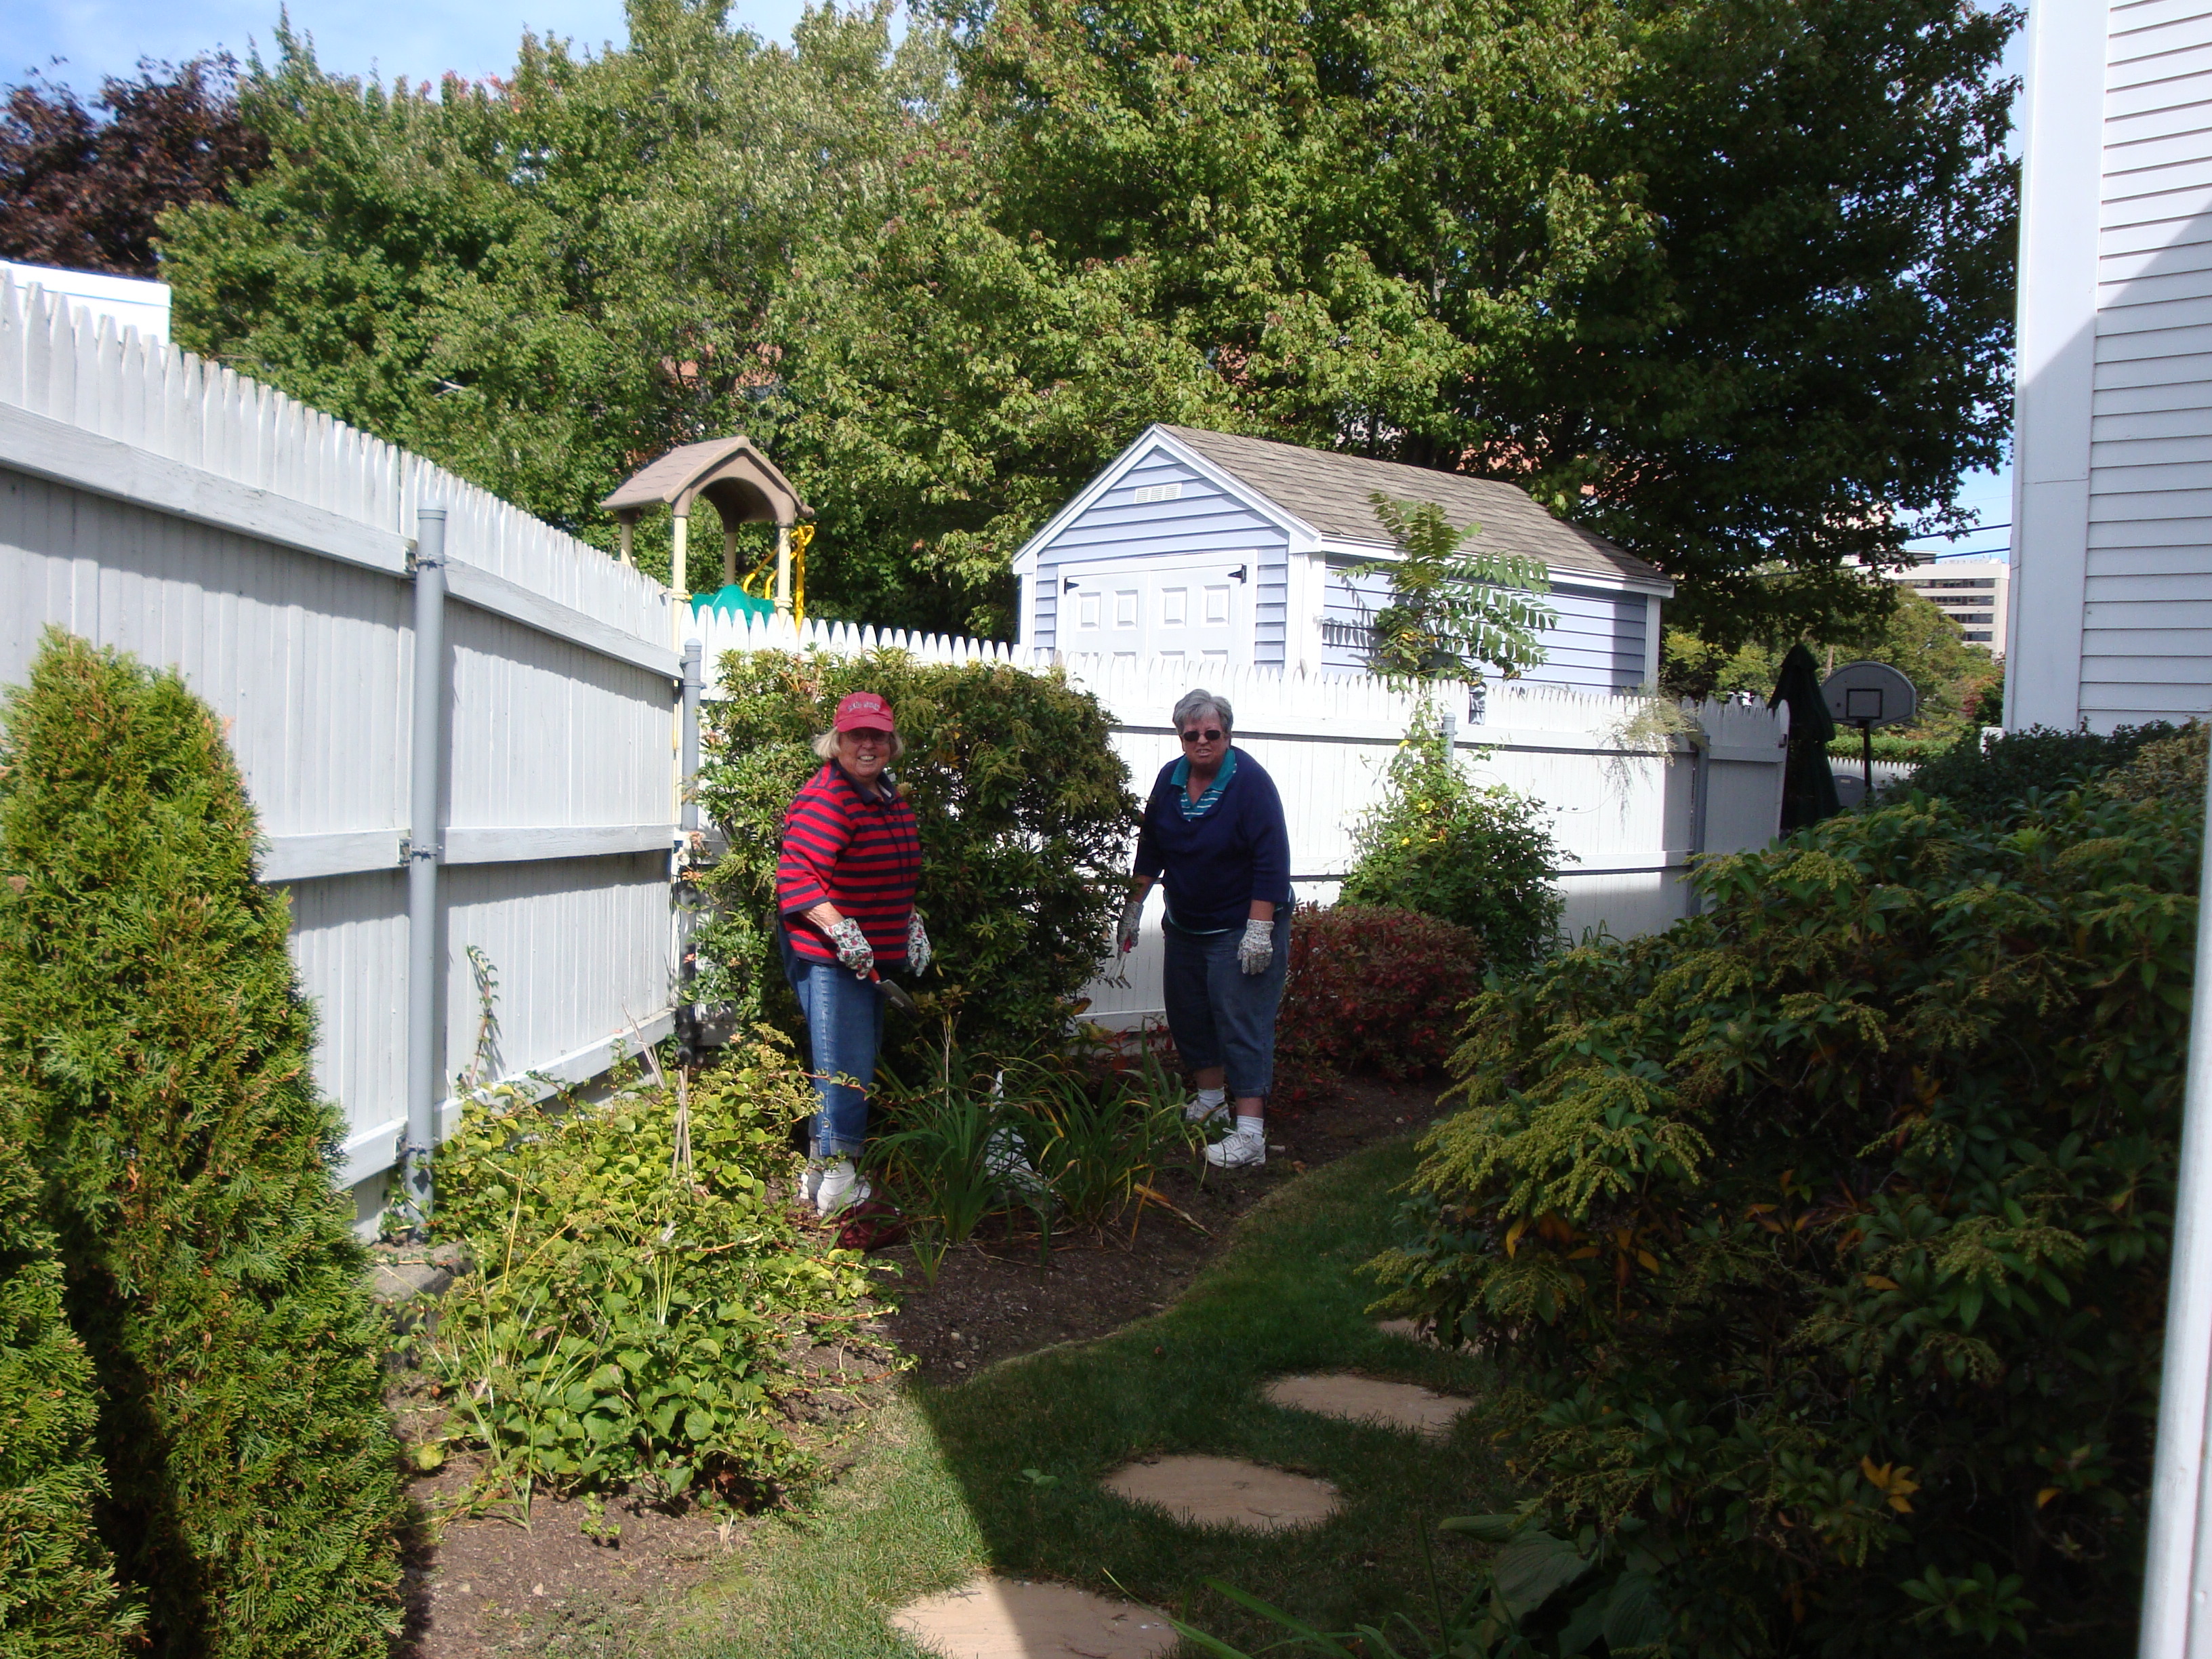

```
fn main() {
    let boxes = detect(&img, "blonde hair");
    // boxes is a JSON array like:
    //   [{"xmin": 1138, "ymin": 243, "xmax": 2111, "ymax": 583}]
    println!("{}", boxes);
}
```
[{"xmin": 813, "ymin": 728, "xmax": 906, "ymax": 762}]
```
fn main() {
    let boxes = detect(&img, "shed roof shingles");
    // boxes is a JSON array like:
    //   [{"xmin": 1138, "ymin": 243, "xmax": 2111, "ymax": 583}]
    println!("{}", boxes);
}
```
[{"xmin": 1158, "ymin": 425, "xmax": 1666, "ymax": 589}]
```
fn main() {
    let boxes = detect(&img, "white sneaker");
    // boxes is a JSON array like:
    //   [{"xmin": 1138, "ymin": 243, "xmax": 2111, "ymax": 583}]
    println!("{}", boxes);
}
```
[
  {"xmin": 802, "ymin": 1162, "xmax": 825, "ymax": 1208},
  {"xmin": 815, "ymin": 1160, "xmax": 872, "ymax": 1217},
  {"xmin": 1183, "ymin": 1097, "xmax": 1229, "ymax": 1126},
  {"xmin": 1205, "ymin": 1127, "xmax": 1267, "ymax": 1169}
]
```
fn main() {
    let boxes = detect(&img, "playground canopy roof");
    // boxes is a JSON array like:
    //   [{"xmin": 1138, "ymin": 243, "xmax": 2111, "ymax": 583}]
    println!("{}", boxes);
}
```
[{"xmin": 600, "ymin": 436, "xmax": 810, "ymax": 528}]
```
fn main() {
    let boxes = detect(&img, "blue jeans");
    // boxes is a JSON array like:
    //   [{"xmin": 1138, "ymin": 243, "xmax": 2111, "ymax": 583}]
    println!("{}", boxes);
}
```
[
  {"xmin": 1161, "ymin": 914, "xmax": 1290, "ymax": 1099},
  {"xmin": 783, "ymin": 939, "xmax": 884, "ymax": 1160}
]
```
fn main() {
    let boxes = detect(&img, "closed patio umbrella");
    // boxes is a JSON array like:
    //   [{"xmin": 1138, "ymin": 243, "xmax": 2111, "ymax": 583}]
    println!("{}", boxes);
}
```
[{"xmin": 1770, "ymin": 642, "xmax": 1841, "ymax": 831}]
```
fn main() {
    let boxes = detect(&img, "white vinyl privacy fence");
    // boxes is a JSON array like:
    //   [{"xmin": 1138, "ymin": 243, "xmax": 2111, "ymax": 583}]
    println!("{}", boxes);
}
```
[
  {"xmin": 693, "ymin": 612, "xmax": 1792, "ymax": 1026},
  {"xmin": 0, "ymin": 270, "xmax": 684, "ymax": 1226}
]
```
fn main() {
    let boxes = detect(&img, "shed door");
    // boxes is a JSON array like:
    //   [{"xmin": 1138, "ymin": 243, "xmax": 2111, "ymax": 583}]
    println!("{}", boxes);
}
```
[{"xmin": 1055, "ymin": 559, "xmax": 1252, "ymax": 665}]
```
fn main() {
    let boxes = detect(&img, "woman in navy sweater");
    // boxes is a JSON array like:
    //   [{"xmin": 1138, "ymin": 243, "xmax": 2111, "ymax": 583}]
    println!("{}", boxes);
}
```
[{"xmin": 1118, "ymin": 689, "xmax": 1292, "ymax": 1168}]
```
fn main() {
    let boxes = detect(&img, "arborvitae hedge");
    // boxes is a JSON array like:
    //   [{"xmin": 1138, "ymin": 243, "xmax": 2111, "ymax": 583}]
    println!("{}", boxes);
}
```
[
  {"xmin": 0, "ymin": 632, "xmax": 403, "ymax": 1656},
  {"xmin": 0, "ymin": 1139, "xmax": 138, "ymax": 1658}
]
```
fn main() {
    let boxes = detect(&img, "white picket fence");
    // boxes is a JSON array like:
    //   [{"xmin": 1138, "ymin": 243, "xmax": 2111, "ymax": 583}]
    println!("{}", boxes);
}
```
[
  {"xmin": 693, "ymin": 612, "xmax": 1791, "ymax": 1025},
  {"xmin": 0, "ymin": 269, "xmax": 683, "ymax": 1227}
]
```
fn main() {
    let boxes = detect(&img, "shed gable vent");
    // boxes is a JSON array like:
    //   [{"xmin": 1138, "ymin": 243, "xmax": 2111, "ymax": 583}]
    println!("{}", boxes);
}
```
[{"xmin": 1132, "ymin": 481, "xmax": 1184, "ymax": 504}]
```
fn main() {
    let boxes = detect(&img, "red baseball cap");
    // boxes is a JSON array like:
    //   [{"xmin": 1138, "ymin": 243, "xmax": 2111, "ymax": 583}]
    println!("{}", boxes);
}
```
[{"xmin": 833, "ymin": 691, "xmax": 896, "ymax": 732}]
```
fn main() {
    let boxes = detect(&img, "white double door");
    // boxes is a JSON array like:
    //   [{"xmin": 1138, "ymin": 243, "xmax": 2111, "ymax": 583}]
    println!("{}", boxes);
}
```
[{"xmin": 1056, "ymin": 559, "xmax": 1252, "ymax": 665}]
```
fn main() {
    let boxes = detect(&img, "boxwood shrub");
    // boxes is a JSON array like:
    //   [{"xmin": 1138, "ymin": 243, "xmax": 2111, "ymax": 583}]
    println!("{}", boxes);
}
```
[{"xmin": 0, "ymin": 633, "xmax": 403, "ymax": 1655}]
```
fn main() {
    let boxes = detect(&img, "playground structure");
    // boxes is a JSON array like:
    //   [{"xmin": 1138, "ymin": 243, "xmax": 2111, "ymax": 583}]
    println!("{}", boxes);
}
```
[{"xmin": 600, "ymin": 435, "xmax": 813, "ymax": 622}]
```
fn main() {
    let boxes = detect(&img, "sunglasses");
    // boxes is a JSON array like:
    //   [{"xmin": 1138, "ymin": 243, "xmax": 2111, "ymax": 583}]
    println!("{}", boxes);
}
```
[
  {"xmin": 843, "ymin": 728, "xmax": 892, "ymax": 743},
  {"xmin": 1179, "ymin": 728, "xmax": 1226, "ymax": 743}
]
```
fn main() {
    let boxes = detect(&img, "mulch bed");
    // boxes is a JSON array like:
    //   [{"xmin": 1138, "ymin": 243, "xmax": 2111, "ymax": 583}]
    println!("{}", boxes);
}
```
[{"xmin": 392, "ymin": 1069, "xmax": 1442, "ymax": 1656}]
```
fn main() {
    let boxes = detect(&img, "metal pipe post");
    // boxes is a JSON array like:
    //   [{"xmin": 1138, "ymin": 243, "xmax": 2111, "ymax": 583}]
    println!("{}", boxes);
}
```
[
  {"xmin": 401, "ymin": 506, "xmax": 448, "ymax": 1227},
  {"xmin": 673, "ymin": 637, "xmax": 705, "ymax": 1069},
  {"xmin": 680, "ymin": 637, "xmax": 702, "ymax": 836},
  {"xmin": 2138, "ymin": 751, "xmax": 2212, "ymax": 1655}
]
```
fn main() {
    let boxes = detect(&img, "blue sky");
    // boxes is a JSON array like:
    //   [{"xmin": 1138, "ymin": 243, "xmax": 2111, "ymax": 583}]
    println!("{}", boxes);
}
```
[{"xmin": 7, "ymin": 0, "xmax": 2027, "ymax": 557}]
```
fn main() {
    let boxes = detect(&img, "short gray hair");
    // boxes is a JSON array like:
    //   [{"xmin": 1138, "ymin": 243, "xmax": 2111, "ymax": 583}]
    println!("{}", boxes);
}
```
[{"xmin": 1172, "ymin": 689, "xmax": 1232, "ymax": 735}]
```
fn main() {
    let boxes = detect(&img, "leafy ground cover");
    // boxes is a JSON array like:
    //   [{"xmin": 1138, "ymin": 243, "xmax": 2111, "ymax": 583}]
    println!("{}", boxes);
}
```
[{"xmin": 655, "ymin": 1134, "xmax": 1510, "ymax": 1658}]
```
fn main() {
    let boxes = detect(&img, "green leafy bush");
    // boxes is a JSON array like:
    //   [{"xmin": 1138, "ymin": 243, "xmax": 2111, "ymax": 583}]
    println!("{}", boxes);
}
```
[
  {"xmin": 1902, "ymin": 720, "xmax": 2186, "ymax": 821},
  {"xmin": 1370, "ymin": 783, "xmax": 2198, "ymax": 1655},
  {"xmin": 0, "ymin": 1141, "xmax": 138, "ymax": 1658},
  {"xmin": 693, "ymin": 649, "xmax": 1138, "ymax": 1056},
  {"xmin": 1275, "ymin": 903, "xmax": 1484, "ymax": 1101},
  {"xmin": 1341, "ymin": 722, "xmax": 1563, "ymax": 972},
  {"xmin": 0, "ymin": 633, "xmax": 403, "ymax": 1655},
  {"xmin": 422, "ymin": 1036, "xmax": 873, "ymax": 1506}
]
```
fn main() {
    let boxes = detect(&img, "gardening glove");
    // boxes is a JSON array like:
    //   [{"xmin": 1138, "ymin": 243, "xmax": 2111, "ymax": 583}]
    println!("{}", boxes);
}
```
[
  {"xmin": 1237, "ymin": 917, "xmax": 1275, "ymax": 976},
  {"xmin": 1116, "ymin": 895, "xmax": 1145, "ymax": 955},
  {"xmin": 827, "ymin": 915, "xmax": 874, "ymax": 975},
  {"xmin": 905, "ymin": 912, "xmax": 933, "ymax": 975}
]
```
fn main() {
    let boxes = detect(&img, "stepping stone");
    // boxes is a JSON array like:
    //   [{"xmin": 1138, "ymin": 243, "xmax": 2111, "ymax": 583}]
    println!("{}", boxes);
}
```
[
  {"xmin": 890, "ymin": 1574, "xmax": 1176, "ymax": 1659},
  {"xmin": 1100, "ymin": 1454, "xmax": 1340, "ymax": 1532},
  {"xmin": 1263, "ymin": 1372, "xmax": 1472, "ymax": 1439}
]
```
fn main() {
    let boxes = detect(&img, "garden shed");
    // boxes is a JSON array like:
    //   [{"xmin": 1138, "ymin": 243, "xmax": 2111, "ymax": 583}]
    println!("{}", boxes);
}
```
[{"xmin": 1009, "ymin": 424, "xmax": 1674, "ymax": 689}]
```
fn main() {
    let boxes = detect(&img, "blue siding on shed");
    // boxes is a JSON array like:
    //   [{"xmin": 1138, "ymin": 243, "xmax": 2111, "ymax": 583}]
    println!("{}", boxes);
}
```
[
  {"xmin": 1321, "ymin": 558, "xmax": 1647, "ymax": 692},
  {"xmin": 1033, "ymin": 450, "xmax": 1292, "ymax": 666}
]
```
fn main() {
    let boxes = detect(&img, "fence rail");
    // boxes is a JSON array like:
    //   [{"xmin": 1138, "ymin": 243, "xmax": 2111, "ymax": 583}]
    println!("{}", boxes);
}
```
[{"xmin": 0, "ymin": 270, "xmax": 682, "ymax": 1223}]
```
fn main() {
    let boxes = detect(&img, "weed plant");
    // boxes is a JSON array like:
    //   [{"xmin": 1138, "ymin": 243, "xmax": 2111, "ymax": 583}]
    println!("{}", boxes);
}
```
[{"xmin": 419, "ymin": 1034, "xmax": 874, "ymax": 1511}]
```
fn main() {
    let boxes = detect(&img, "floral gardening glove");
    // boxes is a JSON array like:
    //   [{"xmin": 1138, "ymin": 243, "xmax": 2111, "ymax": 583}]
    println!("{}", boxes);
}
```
[
  {"xmin": 827, "ymin": 915, "xmax": 874, "ymax": 975},
  {"xmin": 906, "ymin": 912, "xmax": 933, "ymax": 975},
  {"xmin": 1116, "ymin": 895, "xmax": 1145, "ymax": 955},
  {"xmin": 1237, "ymin": 917, "xmax": 1274, "ymax": 975}
]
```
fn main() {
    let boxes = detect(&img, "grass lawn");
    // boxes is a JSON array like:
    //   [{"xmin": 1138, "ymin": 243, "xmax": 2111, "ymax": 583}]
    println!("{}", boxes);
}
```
[{"xmin": 639, "ymin": 1135, "xmax": 1513, "ymax": 1658}]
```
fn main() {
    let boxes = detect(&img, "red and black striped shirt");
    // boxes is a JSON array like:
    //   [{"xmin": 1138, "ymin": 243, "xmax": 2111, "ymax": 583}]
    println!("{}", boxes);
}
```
[{"xmin": 777, "ymin": 762, "xmax": 923, "ymax": 965}]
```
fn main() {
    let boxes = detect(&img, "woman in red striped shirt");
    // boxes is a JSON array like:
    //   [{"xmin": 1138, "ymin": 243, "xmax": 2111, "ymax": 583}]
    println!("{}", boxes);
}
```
[{"xmin": 776, "ymin": 691, "xmax": 928, "ymax": 1217}]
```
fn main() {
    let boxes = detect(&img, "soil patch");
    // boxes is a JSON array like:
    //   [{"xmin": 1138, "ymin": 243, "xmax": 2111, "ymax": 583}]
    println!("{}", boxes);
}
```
[
  {"xmin": 891, "ymin": 1574, "xmax": 1179, "ymax": 1659},
  {"xmin": 1261, "ymin": 1373, "xmax": 1472, "ymax": 1439},
  {"xmin": 393, "ymin": 1316, "xmax": 901, "ymax": 1657},
  {"xmin": 878, "ymin": 1073, "xmax": 1437, "ymax": 1381},
  {"xmin": 1099, "ymin": 1454, "xmax": 1341, "ymax": 1532}
]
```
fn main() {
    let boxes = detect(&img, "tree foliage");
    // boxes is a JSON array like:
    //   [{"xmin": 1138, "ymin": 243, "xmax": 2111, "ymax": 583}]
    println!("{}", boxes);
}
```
[
  {"xmin": 1370, "ymin": 756, "xmax": 2203, "ymax": 1654},
  {"xmin": 692, "ymin": 649, "xmax": 1138, "ymax": 1059},
  {"xmin": 0, "ymin": 58, "xmax": 265, "ymax": 277},
  {"xmin": 1359, "ymin": 493, "xmax": 1553, "ymax": 681},
  {"xmin": 0, "ymin": 633, "xmax": 403, "ymax": 1656},
  {"xmin": 135, "ymin": 0, "xmax": 2015, "ymax": 640}
]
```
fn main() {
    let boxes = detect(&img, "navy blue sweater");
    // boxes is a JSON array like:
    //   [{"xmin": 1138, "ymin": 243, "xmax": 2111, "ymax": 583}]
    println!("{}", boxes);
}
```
[{"xmin": 1133, "ymin": 748, "xmax": 1292, "ymax": 933}]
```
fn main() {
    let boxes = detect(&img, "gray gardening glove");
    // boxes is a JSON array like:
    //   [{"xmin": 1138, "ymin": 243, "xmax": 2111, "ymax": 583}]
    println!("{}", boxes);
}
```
[
  {"xmin": 905, "ymin": 912, "xmax": 933, "ymax": 975},
  {"xmin": 1116, "ymin": 895, "xmax": 1145, "ymax": 955},
  {"xmin": 1237, "ymin": 917, "xmax": 1274, "ymax": 975},
  {"xmin": 827, "ymin": 915, "xmax": 874, "ymax": 975}
]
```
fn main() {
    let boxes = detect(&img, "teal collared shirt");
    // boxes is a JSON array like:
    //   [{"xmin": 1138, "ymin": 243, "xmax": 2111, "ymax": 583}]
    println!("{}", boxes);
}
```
[{"xmin": 1170, "ymin": 749, "xmax": 1237, "ymax": 821}]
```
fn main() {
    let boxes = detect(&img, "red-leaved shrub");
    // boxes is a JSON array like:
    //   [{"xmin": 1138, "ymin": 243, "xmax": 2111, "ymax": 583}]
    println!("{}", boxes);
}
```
[{"xmin": 1275, "ymin": 902, "xmax": 1483, "ymax": 1101}]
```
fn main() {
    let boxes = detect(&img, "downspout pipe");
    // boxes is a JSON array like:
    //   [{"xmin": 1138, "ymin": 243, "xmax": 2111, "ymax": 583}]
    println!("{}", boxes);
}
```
[
  {"xmin": 1685, "ymin": 723, "xmax": 1712, "ymax": 918},
  {"xmin": 401, "ymin": 506, "xmax": 447, "ymax": 1227},
  {"xmin": 2136, "ymin": 754, "xmax": 2212, "ymax": 1655}
]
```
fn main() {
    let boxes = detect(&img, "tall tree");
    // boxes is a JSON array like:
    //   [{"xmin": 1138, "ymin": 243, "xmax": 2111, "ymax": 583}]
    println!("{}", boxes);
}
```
[{"xmin": 0, "ymin": 58, "xmax": 266, "ymax": 277}]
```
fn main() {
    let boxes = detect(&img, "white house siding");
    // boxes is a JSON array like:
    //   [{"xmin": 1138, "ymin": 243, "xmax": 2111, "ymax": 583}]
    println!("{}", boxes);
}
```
[
  {"xmin": 1318, "ymin": 557, "xmax": 1650, "ymax": 691},
  {"xmin": 1030, "ymin": 449, "xmax": 1292, "ymax": 664},
  {"xmin": 2013, "ymin": 0, "xmax": 2212, "ymax": 729}
]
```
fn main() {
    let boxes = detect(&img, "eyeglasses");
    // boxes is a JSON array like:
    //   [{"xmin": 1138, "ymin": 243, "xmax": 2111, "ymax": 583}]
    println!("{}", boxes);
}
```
[
  {"xmin": 843, "ymin": 729, "xmax": 891, "ymax": 744},
  {"xmin": 1180, "ymin": 728, "xmax": 1225, "ymax": 743}
]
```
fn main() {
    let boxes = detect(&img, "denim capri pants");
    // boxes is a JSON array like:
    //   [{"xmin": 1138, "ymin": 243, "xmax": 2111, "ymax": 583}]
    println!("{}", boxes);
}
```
[
  {"xmin": 779, "ymin": 925, "xmax": 884, "ymax": 1160},
  {"xmin": 1160, "ymin": 914, "xmax": 1291, "ymax": 1098}
]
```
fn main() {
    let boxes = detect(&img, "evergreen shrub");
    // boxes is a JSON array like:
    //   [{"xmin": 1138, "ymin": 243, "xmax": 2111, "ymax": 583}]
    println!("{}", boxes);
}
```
[
  {"xmin": 1903, "ymin": 719, "xmax": 2185, "ymax": 821},
  {"xmin": 1340, "ymin": 721, "xmax": 1563, "ymax": 972},
  {"xmin": 1371, "ymin": 781, "xmax": 2199, "ymax": 1654},
  {"xmin": 1275, "ymin": 903, "xmax": 1483, "ymax": 1101},
  {"xmin": 422, "ymin": 1036, "xmax": 874, "ymax": 1504},
  {"xmin": 693, "ymin": 649, "xmax": 1137, "ymax": 1056},
  {"xmin": 0, "ymin": 1141, "xmax": 138, "ymax": 1658},
  {"xmin": 0, "ymin": 632, "xmax": 403, "ymax": 1656}
]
